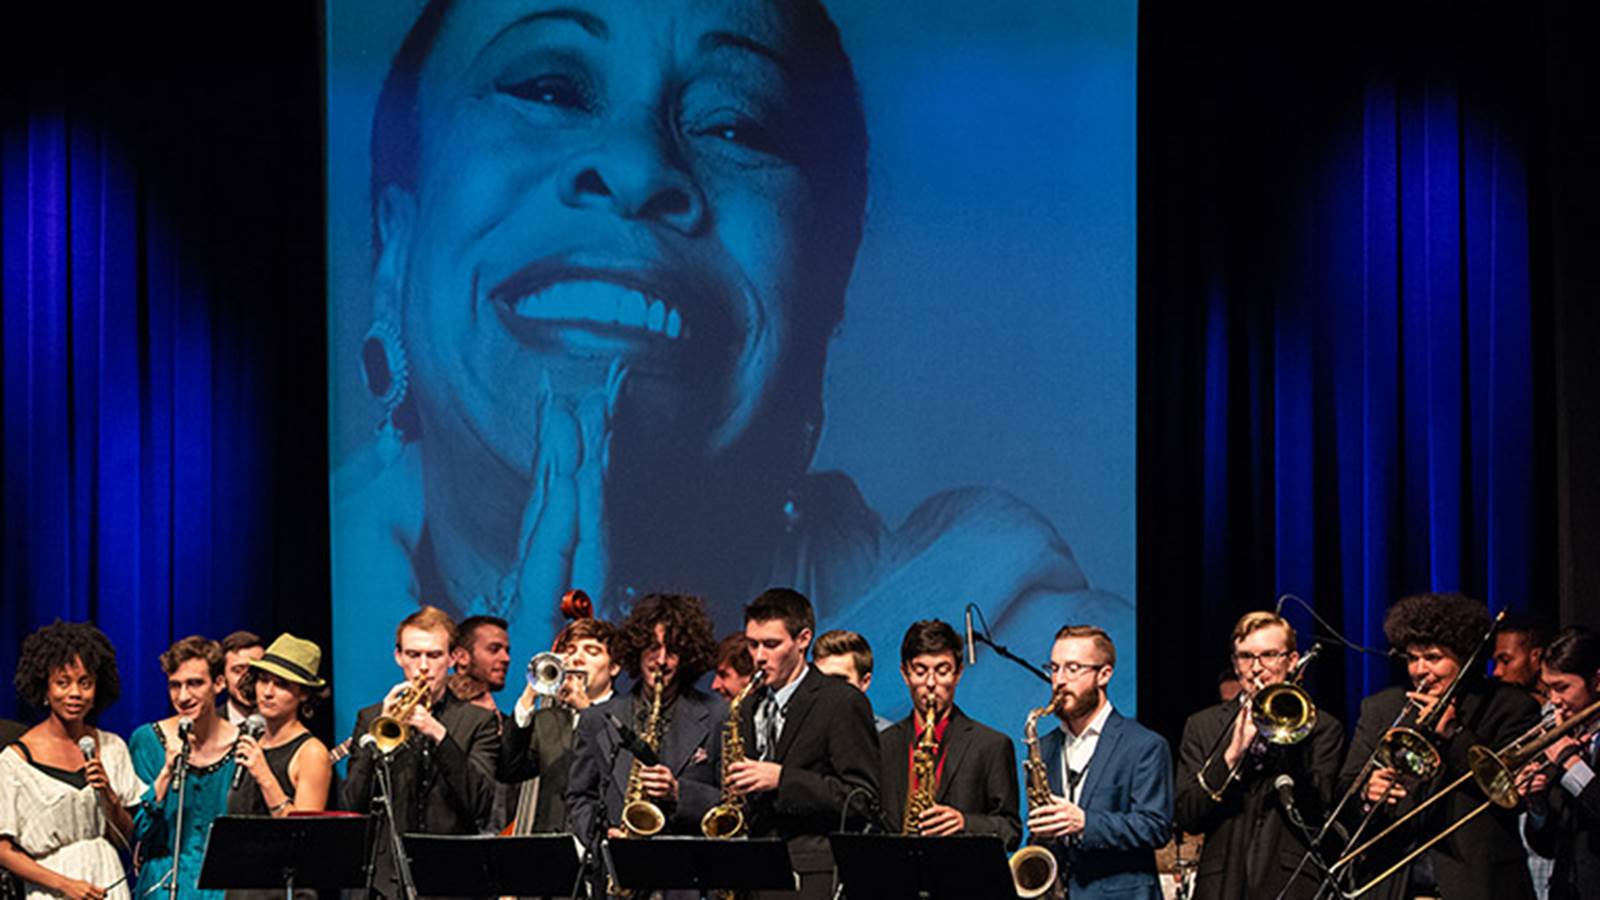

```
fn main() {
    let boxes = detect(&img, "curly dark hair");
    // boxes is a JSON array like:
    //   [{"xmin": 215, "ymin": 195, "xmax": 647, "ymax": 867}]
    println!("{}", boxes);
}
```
[
  {"xmin": 14, "ymin": 620, "xmax": 122, "ymax": 720},
  {"xmin": 619, "ymin": 594, "xmax": 718, "ymax": 684},
  {"xmin": 1384, "ymin": 592, "xmax": 1490, "ymax": 661}
]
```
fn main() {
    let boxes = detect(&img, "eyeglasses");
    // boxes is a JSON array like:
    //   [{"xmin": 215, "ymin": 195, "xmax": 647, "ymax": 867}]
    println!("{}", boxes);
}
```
[
  {"xmin": 1043, "ymin": 660, "xmax": 1107, "ymax": 678},
  {"xmin": 1232, "ymin": 650, "xmax": 1291, "ymax": 665}
]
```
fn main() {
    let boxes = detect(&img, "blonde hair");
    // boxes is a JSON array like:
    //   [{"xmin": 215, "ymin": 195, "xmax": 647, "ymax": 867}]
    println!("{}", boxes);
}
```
[
  {"xmin": 1230, "ymin": 611, "xmax": 1296, "ymax": 649},
  {"xmin": 396, "ymin": 605, "xmax": 457, "ymax": 648}
]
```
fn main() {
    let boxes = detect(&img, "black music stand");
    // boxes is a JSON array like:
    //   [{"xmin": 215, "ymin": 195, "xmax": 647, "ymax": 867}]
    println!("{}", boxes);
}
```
[
  {"xmin": 604, "ymin": 836, "xmax": 796, "ymax": 898},
  {"xmin": 196, "ymin": 814, "xmax": 370, "ymax": 895},
  {"xmin": 828, "ymin": 833, "xmax": 1015, "ymax": 900},
  {"xmin": 404, "ymin": 833, "xmax": 582, "ymax": 898}
]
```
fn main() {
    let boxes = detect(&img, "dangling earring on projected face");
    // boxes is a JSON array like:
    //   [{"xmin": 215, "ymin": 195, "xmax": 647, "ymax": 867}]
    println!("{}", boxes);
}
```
[{"xmin": 361, "ymin": 319, "xmax": 409, "ymax": 463}]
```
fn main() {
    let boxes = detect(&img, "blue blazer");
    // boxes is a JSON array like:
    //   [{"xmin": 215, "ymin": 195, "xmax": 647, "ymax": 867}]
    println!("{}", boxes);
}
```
[{"xmin": 1037, "ymin": 707, "xmax": 1173, "ymax": 900}]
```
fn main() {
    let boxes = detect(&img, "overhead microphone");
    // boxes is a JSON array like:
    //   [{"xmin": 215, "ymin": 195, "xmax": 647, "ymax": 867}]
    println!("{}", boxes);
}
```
[
  {"xmin": 231, "ymin": 715, "xmax": 268, "ymax": 790},
  {"xmin": 77, "ymin": 736, "xmax": 97, "ymax": 761},
  {"xmin": 964, "ymin": 605, "xmax": 977, "ymax": 666}
]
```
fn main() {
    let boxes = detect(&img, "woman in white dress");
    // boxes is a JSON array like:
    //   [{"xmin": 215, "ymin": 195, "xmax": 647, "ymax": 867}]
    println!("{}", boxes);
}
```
[{"xmin": 0, "ymin": 621, "xmax": 145, "ymax": 900}]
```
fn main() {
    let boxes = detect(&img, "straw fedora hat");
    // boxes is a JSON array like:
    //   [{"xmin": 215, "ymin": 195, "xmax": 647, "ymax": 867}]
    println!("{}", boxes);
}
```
[{"xmin": 248, "ymin": 633, "xmax": 327, "ymax": 688}]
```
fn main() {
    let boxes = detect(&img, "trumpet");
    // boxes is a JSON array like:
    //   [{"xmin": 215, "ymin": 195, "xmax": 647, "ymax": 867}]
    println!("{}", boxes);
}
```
[
  {"xmin": 1195, "ymin": 645, "xmax": 1320, "ymax": 801},
  {"xmin": 370, "ymin": 672, "xmax": 432, "ymax": 754},
  {"xmin": 526, "ymin": 650, "xmax": 585, "ymax": 702},
  {"xmin": 1333, "ymin": 693, "xmax": 1600, "ymax": 898}
]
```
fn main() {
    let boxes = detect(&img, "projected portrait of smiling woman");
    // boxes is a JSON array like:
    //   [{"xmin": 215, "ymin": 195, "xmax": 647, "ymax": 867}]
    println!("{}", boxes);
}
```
[{"xmin": 328, "ymin": 0, "xmax": 1137, "ymax": 731}]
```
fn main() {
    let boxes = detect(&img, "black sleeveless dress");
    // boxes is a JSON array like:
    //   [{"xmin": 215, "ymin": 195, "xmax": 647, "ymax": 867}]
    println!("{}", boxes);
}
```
[{"xmin": 224, "ymin": 732, "xmax": 315, "ymax": 899}]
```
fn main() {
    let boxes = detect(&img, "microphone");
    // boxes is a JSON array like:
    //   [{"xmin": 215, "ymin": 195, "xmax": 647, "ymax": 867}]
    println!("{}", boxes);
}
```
[
  {"xmin": 78, "ymin": 736, "xmax": 97, "ymax": 761},
  {"xmin": 177, "ymin": 716, "xmax": 193, "ymax": 742},
  {"xmin": 1274, "ymin": 774, "xmax": 1303, "ymax": 825},
  {"xmin": 231, "ymin": 715, "xmax": 268, "ymax": 790},
  {"xmin": 964, "ymin": 605, "xmax": 977, "ymax": 666},
  {"xmin": 604, "ymin": 713, "xmax": 661, "ymax": 767}
]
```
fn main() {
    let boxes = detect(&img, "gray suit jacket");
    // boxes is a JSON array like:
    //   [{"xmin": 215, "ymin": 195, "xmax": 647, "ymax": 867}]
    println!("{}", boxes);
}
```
[{"xmin": 566, "ymin": 685, "xmax": 727, "ymax": 841}]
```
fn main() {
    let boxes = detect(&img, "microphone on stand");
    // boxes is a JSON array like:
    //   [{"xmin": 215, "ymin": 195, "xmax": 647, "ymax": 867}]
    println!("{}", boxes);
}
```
[
  {"xmin": 604, "ymin": 713, "xmax": 661, "ymax": 766},
  {"xmin": 965, "ymin": 605, "xmax": 977, "ymax": 666},
  {"xmin": 177, "ymin": 716, "xmax": 194, "ymax": 742},
  {"xmin": 1274, "ymin": 774, "xmax": 1307, "ymax": 829},
  {"xmin": 78, "ymin": 736, "xmax": 97, "ymax": 761},
  {"xmin": 231, "ymin": 714, "xmax": 267, "ymax": 790}
]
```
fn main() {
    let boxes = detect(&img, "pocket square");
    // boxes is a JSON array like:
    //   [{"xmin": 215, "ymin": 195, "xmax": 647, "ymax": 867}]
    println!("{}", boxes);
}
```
[{"xmin": 690, "ymin": 746, "xmax": 709, "ymax": 766}]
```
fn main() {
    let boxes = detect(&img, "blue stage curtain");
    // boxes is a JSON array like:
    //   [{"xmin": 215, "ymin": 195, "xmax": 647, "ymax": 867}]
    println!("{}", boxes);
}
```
[
  {"xmin": 0, "ymin": 6, "xmax": 329, "ymax": 736},
  {"xmin": 1139, "ymin": 2, "xmax": 1547, "ymax": 735}
]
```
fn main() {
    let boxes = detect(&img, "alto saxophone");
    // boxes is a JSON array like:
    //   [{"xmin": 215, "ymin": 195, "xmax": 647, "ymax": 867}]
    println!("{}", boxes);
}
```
[
  {"xmin": 1011, "ymin": 694, "xmax": 1066, "ymax": 899},
  {"xmin": 619, "ymin": 676, "xmax": 667, "ymax": 837},
  {"xmin": 903, "ymin": 698, "xmax": 940, "ymax": 833},
  {"xmin": 702, "ymin": 668, "xmax": 766, "ymax": 838}
]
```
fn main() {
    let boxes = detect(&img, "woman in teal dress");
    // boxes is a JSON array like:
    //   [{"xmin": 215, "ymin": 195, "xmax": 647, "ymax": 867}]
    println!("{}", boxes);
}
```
[{"xmin": 130, "ymin": 637, "xmax": 239, "ymax": 899}]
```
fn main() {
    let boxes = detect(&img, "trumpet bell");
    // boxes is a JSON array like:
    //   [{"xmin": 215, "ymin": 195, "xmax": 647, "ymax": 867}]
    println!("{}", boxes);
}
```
[
  {"xmin": 1009, "ymin": 845, "xmax": 1059, "ymax": 898},
  {"xmin": 527, "ymin": 651, "xmax": 567, "ymax": 696},
  {"xmin": 1376, "ymin": 726, "xmax": 1441, "ymax": 779},
  {"xmin": 370, "ymin": 715, "xmax": 408, "ymax": 754},
  {"xmin": 1255, "ymin": 682, "xmax": 1316, "ymax": 745},
  {"xmin": 1466, "ymin": 745, "xmax": 1521, "ymax": 809}
]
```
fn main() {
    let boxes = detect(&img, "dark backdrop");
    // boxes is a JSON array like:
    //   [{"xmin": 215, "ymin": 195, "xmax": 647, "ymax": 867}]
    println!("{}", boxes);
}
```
[{"xmin": 3, "ymin": 1, "xmax": 1598, "ymax": 750}]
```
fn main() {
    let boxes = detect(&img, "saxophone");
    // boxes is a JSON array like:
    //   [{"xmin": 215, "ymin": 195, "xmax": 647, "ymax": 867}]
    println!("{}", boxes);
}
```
[
  {"xmin": 701, "ymin": 668, "xmax": 766, "ymax": 838},
  {"xmin": 619, "ymin": 676, "xmax": 667, "ymax": 837},
  {"xmin": 1011, "ymin": 693, "xmax": 1066, "ymax": 899},
  {"xmin": 903, "ymin": 698, "xmax": 940, "ymax": 833}
]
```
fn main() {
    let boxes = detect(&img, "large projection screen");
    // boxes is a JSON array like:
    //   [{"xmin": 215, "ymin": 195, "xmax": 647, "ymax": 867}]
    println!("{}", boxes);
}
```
[{"xmin": 327, "ymin": 0, "xmax": 1136, "ymax": 743}]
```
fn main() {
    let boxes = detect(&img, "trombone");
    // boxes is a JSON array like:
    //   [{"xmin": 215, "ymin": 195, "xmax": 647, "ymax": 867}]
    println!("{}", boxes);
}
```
[
  {"xmin": 1195, "ymin": 645, "xmax": 1321, "ymax": 801},
  {"xmin": 1332, "ymin": 694, "xmax": 1600, "ymax": 898}
]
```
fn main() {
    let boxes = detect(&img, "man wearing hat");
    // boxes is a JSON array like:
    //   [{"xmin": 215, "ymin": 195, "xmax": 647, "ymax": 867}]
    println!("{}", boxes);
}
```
[
  {"xmin": 343, "ymin": 606, "xmax": 500, "ymax": 899},
  {"xmin": 230, "ymin": 633, "xmax": 334, "ymax": 819}
]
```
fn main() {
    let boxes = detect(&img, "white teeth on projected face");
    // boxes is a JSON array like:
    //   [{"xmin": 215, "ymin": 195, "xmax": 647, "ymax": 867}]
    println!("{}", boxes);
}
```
[{"xmin": 510, "ymin": 280, "xmax": 687, "ymax": 340}]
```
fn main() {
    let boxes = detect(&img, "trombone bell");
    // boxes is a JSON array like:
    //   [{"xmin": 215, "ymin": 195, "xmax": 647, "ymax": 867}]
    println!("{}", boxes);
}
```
[{"xmin": 1255, "ymin": 682, "xmax": 1316, "ymax": 744}]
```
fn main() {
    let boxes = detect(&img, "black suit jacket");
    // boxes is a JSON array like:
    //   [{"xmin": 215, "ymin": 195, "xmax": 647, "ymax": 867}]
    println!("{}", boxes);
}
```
[
  {"xmin": 342, "ymin": 691, "xmax": 500, "ymax": 898},
  {"xmin": 499, "ymin": 703, "xmax": 580, "ymax": 833},
  {"xmin": 1338, "ymin": 680, "xmax": 1540, "ymax": 900},
  {"xmin": 566, "ymin": 686, "xmax": 727, "ymax": 840},
  {"xmin": 1174, "ymin": 698, "xmax": 1344, "ymax": 900},
  {"xmin": 1525, "ymin": 761, "xmax": 1600, "ymax": 900},
  {"xmin": 878, "ymin": 705, "xmax": 1021, "ymax": 850},
  {"xmin": 740, "ymin": 665, "xmax": 880, "ymax": 876}
]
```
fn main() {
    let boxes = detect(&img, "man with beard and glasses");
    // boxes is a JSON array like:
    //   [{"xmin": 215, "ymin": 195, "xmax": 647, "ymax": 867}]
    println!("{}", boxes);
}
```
[
  {"xmin": 1519, "ymin": 627, "xmax": 1600, "ymax": 900},
  {"xmin": 1027, "ymin": 625, "xmax": 1172, "ymax": 900},
  {"xmin": 566, "ymin": 594, "xmax": 725, "ymax": 898},
  {"xmin": 1340, "ymin": 593, "xmax": 1541, "ymax": 900},
  {"xmin": 1175, "ymin": 612, "xmax": 1343, "ymax": 900},
  {"xmin": 329, "ymin": 0, "xmax": 1135, "ymax": 750}
]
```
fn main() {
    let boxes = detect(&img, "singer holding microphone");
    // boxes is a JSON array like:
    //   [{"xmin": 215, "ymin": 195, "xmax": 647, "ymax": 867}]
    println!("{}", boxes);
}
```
[
  {"xmin": 227, "ymin": 634, "xmax": 332, "ymax": 821},
  {"xmin": 0, "ymin": 621, "xmax": 145, "ymax": 900},
  {"xmin": 128, "ymin": 636, "xmax": 240, "ymax": 899},
  {"xmin": 1174, "ymin": 611, "xmax": 1343, "ymax": 900}
]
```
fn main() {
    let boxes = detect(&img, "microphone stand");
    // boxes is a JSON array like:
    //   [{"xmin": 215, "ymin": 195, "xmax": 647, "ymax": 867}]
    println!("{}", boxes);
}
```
[
  {"xmin": 149, "ymin": 738, "xmax": 190, "ymax": 899},
  {"xmin": 571, "ymin": 727, "xmax": 625, "ymax": 900},
  {"xmin": 967, "ymin": 606, "xmax": 1050, "ymax": 683},
  {"xmin": 367, "ymin": 744, "xmax": 418, "ymax": 900},
  {"xmin": 830, "ymin": 787, "xmax": 884, "ymax": 900}
]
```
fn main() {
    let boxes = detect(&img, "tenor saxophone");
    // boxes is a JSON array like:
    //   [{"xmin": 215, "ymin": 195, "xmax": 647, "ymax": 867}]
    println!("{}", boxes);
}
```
[
  {"xmin": 903, "ymin": 698, "xmax": 940, "ymax": 834},
  {"xmin": 1011, "ymin": 694, "xmax": 1066, "ymax": 899},
  {"xmin": 701, "ymin": 668, "xmax": 766, "ymax": 838},
  {"xmin": 619, "ymin": 676, "xmax": 667, "ymax": 837}
]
